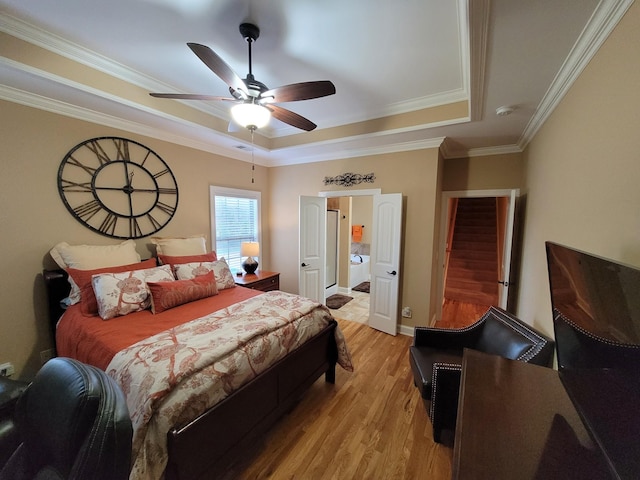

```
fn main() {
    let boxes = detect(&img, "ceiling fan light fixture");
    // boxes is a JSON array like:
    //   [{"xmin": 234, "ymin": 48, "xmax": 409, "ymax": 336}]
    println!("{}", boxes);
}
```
[{"xmin": 231, "ymin": 103, "xmax": 271, "ymax": 130}]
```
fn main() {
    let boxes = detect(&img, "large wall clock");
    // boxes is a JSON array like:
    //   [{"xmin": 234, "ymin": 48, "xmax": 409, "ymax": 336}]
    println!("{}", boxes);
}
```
[{"xmin": 58, "ymin": 136, "xmax": 179, "ymax": 239}]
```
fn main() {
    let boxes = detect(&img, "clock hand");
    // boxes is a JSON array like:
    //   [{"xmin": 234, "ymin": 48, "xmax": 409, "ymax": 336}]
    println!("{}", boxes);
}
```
[{"xmin": 93, "ymin": 186, "xmax": 158, "ymax": 193}]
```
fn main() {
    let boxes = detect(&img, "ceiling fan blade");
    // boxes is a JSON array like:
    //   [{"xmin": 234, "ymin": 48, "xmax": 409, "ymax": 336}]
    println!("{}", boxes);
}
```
[
  {"xmin": 187, "ymin": 43, "xmax": 247, "ymax": 96},
  {"xmin": 261, "ymin": 81, "xmax": 336, "ymax": 103},
  {"xmin": 150, "ymin": 93, "xmax": 236, "ymax": 101},
  {"xmin": 268, "ymin": 105, "xmax": 317, "ymax": 131}
]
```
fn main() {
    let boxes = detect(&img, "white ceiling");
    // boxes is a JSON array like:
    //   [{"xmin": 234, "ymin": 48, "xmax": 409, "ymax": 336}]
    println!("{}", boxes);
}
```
[{"xmin": 0, "ymin": 0, "xmax": 628, "ymax": 166}]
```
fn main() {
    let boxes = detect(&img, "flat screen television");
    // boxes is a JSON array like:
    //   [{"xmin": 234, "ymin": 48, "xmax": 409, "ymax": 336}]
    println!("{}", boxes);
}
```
[
  {"xmin": 546, "ymin": 241, "xmax": 640, "ymax": 344},
  {"xmin": 546, "ymin": 241, "xmax": 640, "ymax": 478}
]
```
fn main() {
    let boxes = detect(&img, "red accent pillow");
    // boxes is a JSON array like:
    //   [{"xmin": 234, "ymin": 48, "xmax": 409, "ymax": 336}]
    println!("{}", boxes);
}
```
[
  {"xmin": 66, "ymin": 258, "xmax": 158, "ymax": 316},
  {"xmin": 157, "ymin": 252, "xmax": 217, "ymax": 270},
  {"xmin": 147, "ymin": 271, "xmax": 218, "ymax": 314}
]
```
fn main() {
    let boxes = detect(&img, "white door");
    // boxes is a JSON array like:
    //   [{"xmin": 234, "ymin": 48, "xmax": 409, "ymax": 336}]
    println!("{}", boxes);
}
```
[
  {"xmin": 498, "ymin": 189, "xmax": 518, "ymax": 309},
  {"xmin": 369, "ymin": 193, "xmax": 403, "ymax": 336},
  {"xmin": 299, "ymin": 196, "xmax": 327, "ymax": 302}
]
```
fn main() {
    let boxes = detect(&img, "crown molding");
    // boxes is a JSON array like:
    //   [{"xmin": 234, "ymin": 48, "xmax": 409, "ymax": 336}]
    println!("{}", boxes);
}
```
[
  {"xmin": 0, "ymin": 82, "xmax": 268, "ymax": 165},
  {"xmin": 270, "ymin": 137, "xmax": 447, "ymax": 167},
  {"xmin": 467, "ymin": 0, "xmax": 490, "ymax": 121},
  {"xmin": 0, "ymin": 14, "xmax": 230, "ymax": 121},
  {"xmin": 518, "ymin": 0, "xmax": 634, "ymax": 149}
]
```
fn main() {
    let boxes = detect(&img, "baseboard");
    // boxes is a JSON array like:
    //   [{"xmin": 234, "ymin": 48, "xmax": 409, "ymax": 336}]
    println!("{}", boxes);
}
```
[{"xmin": 399, "ymin": 324, "xmax": 414, "ymax": 337}]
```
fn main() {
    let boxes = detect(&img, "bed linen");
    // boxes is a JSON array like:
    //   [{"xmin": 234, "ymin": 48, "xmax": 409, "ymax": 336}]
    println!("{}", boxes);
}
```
[
  {"xmin": 56, "ymin": 285, "xmax": 260, "ymax": 370},
  {"xmin": 56, "ymin": 288, "xmax": 353, "ymax": 480}
]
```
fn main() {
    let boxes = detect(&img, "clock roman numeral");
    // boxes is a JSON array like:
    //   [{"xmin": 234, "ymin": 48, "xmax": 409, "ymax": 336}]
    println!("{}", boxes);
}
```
[
  {"xmin": 99, "ymin": 213, "xmax": 118, "ymax": 236},
  {"xmin": 139, "ymin": 150, "xmax": 152, "ymax": 168},
  {"xmin": 129, "ymin": 217, "xmax": 142, "ymax": 238},
  {"xmin": 158, "ymin": 187, "xmax": 177, "ymax": 195},
  {"xmin": 60, "ymin": 179, "xmax": 93, "ymax": 193},
  {"xmin": 113, "ymin": 138, "xmax": 130, "ymax": 161},
  {"xmin": 73, "ymin": 199, "xmax": 102, "ymax": 221},
  {"xmin": 66, "ymin": 155, "xmax": 97, "ymax": 176},
  {"xmin": 85, "ymin": 140, "xmax": 112, "ymax": 165},
  {"xmin": 155, "ymin": 201, "xmax": 176, "ymax": 216},
  {"xmin": 146, "ymin": 213, "xmax": 162, "ymax": 231},
  {"xmin": 153, "ymin": 168, "xmax": 170, "ymax": 179}
]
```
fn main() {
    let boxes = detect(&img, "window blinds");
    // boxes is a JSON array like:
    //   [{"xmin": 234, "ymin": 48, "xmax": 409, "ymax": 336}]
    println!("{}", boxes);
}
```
[{"xmin": 214, "ymin": 195, "xmax": 258, "ymax": 271}]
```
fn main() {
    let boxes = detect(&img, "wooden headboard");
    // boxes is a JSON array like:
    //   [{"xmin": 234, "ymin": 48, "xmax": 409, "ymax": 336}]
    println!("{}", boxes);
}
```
[{"xmin": 43, "ymin": 269, "xmax": 71, "ymax": 349}]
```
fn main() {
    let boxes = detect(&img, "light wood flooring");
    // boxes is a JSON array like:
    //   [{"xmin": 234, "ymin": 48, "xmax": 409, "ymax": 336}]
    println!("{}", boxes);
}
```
[
  {"xmin": 222, "ymin": 318, "xmax": 453, "ymax": 479},
  {"xmin": 435, "ymin": 299, "xmax": 490, "ymax": 329}
]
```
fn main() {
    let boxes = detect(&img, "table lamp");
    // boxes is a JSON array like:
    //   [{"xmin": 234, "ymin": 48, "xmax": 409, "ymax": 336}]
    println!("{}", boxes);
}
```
[{"xmin": 241, "ymin": 241, "xmax": 259, "ymax": 274}]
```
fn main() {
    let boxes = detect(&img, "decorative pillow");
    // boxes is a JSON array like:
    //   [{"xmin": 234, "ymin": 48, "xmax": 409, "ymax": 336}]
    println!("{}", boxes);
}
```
[
  {"xmin": 150, "ymin": 235, "xmax": 207, "ymax": 256},
  {"xmin": 66, "ymin": 259, "xmax": 157, "ymax": 316},
  {"xmin": 148, "ymin": 271, "xmax": 218, "ymax": 314},
  {"xmin": 157, "ymin": 251, "xmax": 217, "ymax": 269},
  {"xmin": 91, "ymin": 265, "xmax": 175, "ymax": 320},
  {"xmin": 50, "ymin": 240, "xmax": 141, "ymax": 269},
  {"xmin": 174, "ymin": 258, "xmax": 236, "ymax": 290},
  {"xmin": 50, "ymin": 240, "xmax": 142, "ymax": 304}
]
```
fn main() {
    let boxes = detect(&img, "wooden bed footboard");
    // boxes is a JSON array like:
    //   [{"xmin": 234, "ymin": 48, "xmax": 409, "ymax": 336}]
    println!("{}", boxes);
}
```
[{"xmin": 165, "ymin": 320, "xmax": 338, "ymax": 480}]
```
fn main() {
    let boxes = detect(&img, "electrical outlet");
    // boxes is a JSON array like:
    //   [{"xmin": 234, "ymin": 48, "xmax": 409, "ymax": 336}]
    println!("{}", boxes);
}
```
[
  {"xmin": 0, "ymin": 362, "xmax": 15, "ymax": 377},
  {"xmin": 401, "ymin": 307, "xmax": 412, "ymax": 318}
]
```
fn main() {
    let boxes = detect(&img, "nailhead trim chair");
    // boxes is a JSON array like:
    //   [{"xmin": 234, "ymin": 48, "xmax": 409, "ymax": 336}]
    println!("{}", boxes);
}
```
[{"xmin": 409, "ymin": 306, "xmax": 555, "ymax": 443}]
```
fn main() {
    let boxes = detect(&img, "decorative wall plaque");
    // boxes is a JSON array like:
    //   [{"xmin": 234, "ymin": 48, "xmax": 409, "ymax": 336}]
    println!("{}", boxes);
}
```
[{"xmin": 323, "ymin": 172, "xmax": 375, "ymax": 187}]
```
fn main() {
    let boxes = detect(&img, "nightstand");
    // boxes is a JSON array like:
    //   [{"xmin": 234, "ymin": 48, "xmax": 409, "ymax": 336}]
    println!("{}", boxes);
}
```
[{"xmin": 235, "ymin": 270, "xmax": 280, "ymax": 292}]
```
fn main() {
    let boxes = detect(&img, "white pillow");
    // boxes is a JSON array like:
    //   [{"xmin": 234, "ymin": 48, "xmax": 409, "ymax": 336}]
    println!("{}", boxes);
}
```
[
  {"xmin": 174, "ymin": 258, "xmax": 236, "ymax": 290},
  {"xmin": 50, "ymin": 240, "xmax": 141, "ymax": 269},
  {"xmin": 50, "ymin": 240, "xmax": 142, "ymax": 305},
  {"xmin": 150, "ymin": 235, "xmax": 207, "ymax": 256},
  {"xmin": 91, "ymin": 265, "xmax": 175, "ymax": 320}
]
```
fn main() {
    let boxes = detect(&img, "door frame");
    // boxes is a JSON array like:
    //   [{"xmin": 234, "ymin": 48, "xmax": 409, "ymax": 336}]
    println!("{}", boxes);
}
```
[
  {"xmin": 319, "ymin": 188, "xmax": 382, "ymax": 296},
  {"xmin": 436, "ymin": 189, "xmax": 520, "ymax": 323}
]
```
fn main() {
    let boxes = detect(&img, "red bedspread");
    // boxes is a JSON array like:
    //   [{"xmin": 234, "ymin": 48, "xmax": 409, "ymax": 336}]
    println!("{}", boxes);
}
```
[{"xmin": 56, "ymin": 286, "xmax": 261, "ymax": 370}]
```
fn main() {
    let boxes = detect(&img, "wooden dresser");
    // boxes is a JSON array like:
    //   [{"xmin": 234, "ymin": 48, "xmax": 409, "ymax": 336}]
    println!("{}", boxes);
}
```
[
  {"xmin": 453, "ymin": 349, "xmax": 625, "ymax": 479},
  {"xmin": 234, "ymin": 270, "xmax": 280, "ymax": 292}
]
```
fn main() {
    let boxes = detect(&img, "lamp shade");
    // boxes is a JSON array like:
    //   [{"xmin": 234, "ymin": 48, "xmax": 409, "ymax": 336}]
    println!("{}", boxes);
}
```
[
  {"xmin": 231, "ymin": 103, "xmax": 271, "ymax": 129},
  {"xmin": 241, "ymin": 241, "xmax": 259, "ymax": 257}
]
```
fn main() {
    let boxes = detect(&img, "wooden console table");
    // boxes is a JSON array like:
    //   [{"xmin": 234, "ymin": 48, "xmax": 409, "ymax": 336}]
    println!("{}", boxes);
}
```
[{"xmin": 453, "ymin": 349, "xmax": 612, "ymax": 479}]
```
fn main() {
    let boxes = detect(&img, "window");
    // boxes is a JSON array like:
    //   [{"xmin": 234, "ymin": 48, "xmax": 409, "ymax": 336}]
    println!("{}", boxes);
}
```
[{"xmin": 210, "ymin": 186, "xmax": 261, "ymax": 272}]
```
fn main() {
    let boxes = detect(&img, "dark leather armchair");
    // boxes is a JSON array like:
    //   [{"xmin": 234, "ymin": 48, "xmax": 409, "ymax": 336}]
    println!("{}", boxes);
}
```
[
  {"xmin": 409, "ymin": 306, "xmax": 554, "ymax": 443},
  {"xmin": 0, "ymin": 357, "xmax": 132, "ymax": 480}
]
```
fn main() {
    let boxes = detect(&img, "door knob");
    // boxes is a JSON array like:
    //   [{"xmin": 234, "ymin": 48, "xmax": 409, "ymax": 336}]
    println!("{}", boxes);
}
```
[
  {"xmin": 301, "ymin": 263, "xmax": 308, "ymax": 267},
  {"xmin": 387, "ymin": 270, "xmax": 397, "ymax": 275}
]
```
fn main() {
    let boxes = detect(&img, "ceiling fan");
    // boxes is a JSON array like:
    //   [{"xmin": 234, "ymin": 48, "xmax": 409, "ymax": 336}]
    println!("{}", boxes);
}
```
[{"xmin": 150, "ymin": 23, "xmax": 336, "ymax": 132}]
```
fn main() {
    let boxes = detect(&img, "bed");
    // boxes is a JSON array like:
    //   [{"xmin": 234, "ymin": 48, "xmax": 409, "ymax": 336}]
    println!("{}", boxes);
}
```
[{"xmin": 43, "ymin": 263, "xmax": 352, "ymax": 480}]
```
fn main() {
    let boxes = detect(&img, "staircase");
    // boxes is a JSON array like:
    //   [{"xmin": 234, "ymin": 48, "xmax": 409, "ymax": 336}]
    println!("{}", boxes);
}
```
[{"xmin": 444, "ymin": 197, "xmax": 499, "ymax": 306}]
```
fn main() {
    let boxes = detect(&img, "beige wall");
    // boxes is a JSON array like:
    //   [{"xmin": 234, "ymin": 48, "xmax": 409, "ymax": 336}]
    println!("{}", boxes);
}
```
[
  {"xmin": 268, "ymin": 149, "xmax": 441, "ymax": 332},
  {"xmin": 442, "ymin": 152, "xmax": 524, "ymax": 192},
  {"xmin": 516, "ymin": 2, "xmax": 640, "ymax": 337},
  {"xmin": 0, "ymin": 100, "xmax": 269, "ymax": 379},
  {"xmin": 351, "ymin": 195, "xmax": 373, "ymax": 246}
]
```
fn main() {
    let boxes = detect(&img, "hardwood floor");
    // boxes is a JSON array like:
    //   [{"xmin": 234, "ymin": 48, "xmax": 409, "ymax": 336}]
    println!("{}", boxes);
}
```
[
  {"xmin": 222, "ymin": 319, "xmax": 453, "ymax": 479},
  {"xmin": 435, "ymin": 299, "xmax": 490, "ymax": 329}
]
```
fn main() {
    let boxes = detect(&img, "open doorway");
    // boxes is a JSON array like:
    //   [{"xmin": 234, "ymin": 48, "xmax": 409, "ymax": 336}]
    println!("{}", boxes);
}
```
[
  {"xmin": 325, "ymin": 195, "xmax": 372, "ymax": 324},
  {"xmin": 301, "ymin": 189, "xmax": 402, "ymax": 335},
  {"xmin": 436, "ymin": 189, "xmax": 520, "ymax": 328}
]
